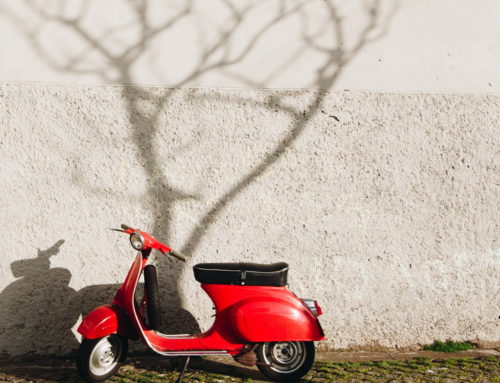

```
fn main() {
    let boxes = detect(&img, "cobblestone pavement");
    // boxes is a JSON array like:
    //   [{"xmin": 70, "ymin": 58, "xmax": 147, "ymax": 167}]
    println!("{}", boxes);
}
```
[{"xmin": 0, "ymin": 350, "xmax": 498, "ymax": 382}]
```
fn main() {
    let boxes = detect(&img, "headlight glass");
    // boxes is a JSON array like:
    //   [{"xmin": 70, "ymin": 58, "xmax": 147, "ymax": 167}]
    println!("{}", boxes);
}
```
[{"xmin": 130, "ymin": 232, "xmax": 144, "ymax": 250}]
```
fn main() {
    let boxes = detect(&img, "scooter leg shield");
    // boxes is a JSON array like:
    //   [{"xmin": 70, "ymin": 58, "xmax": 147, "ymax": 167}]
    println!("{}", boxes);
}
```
[{"xmin": 78, "ymin": 305, "xmax": 138, "ymax": 340}]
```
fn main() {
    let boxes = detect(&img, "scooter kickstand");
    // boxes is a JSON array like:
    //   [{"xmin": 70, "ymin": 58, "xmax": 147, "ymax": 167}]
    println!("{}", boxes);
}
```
[{"xmin": 175, "ymin": 356, "xmax": 191, "ymax": 383}]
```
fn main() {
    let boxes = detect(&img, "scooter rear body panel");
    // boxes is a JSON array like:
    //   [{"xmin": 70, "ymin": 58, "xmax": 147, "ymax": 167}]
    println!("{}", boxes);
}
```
[{"xmin": 202, "ymin": 284, "xmax": 325, "ymax": 343}]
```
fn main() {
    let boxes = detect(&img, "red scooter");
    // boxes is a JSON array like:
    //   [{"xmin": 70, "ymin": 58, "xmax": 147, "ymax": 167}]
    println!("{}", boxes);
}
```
[{"xmin": 76, "ymin": 224, "xmax": 325, "ymax": 382}]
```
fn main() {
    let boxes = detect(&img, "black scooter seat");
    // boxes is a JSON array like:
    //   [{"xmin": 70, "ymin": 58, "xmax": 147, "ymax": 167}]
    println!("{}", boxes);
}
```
[{"xmin": 193, "ymin": 262, "xmax": 289, "ymax": 286}]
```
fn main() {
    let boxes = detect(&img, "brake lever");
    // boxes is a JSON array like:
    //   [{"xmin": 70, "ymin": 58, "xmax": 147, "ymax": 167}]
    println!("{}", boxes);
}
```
[{"xmin": 109, "ymin": 228, "xmax": 126, "ymax": 233}]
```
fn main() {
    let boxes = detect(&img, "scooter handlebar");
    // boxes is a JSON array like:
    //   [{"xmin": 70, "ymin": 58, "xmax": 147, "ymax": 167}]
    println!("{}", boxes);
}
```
[
  {"xmin": 121, "ymin": 224, "xmax": 133, "ymax": 231},
  {"xmin": 165, "ymin": 249, "xmax": 187, "ymax": 262},
  {"xmin": 118, "ymin": 224, "xmax": 186, "ymax": 261}
]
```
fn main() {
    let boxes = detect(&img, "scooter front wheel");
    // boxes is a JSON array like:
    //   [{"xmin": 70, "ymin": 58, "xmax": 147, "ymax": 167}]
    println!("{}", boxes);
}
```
[
  {"xmin": 256, "ymin": 341, "xmax": 315, "ymax": 382},
  {"xmin": 76, "ymin": 334, "xmax": 128, "ymax": 382}
]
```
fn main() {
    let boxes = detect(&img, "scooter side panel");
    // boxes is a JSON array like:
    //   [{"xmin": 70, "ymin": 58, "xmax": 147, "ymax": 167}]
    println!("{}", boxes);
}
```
[
  {"xmin": 77, "ymin": 304, "xmax": 138, "ymax": 340},
  {"xmin": 231, "ymin": 297, "xmax": 324, "ymax": 342},
  {"xmin": 202, "ymin": 284, "xmax": 325, "ymax": 343}
]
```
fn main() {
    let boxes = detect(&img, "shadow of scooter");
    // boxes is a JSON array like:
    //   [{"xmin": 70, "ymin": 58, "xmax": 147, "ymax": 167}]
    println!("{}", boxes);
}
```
[{"xmin": 0, "ymin": 240, "xmax": 81, "ymax": 357}]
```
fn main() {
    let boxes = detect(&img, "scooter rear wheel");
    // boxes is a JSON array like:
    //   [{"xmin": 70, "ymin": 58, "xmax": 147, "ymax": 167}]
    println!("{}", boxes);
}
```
[
  {"xmin": 76, "ymin": 335, "xmax": 128, "ymax": 383},
  {"xmin": 256, "ymin": 341, "xmax": 315, "ymax": 382}
]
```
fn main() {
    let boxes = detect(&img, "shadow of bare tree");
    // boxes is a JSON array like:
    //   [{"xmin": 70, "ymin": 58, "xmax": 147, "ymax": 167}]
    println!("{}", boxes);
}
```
[{"xmin": 1, "ymin": 0, "xmax": 398, "ymax": 353}]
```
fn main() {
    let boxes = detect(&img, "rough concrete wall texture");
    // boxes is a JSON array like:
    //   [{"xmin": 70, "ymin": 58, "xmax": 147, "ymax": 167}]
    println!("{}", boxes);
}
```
[{"xmin": 0, "ymin": 83, "xmax": 498, "ymax": 357}]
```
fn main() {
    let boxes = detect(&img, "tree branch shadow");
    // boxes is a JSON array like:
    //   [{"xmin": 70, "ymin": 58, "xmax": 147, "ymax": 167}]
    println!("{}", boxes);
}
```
[{"xmin": 1, "ymin": 0, "xmax": 398, "ymax": 352}]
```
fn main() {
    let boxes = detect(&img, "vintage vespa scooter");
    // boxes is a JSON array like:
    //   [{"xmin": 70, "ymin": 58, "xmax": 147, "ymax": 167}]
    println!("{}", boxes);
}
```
[{"xmin": 76, "ymin": 224, "xmax": 325, "ymax": 382}]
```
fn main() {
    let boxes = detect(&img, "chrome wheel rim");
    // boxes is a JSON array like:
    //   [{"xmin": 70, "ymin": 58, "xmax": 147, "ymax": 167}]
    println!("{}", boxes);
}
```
[
  {"xmin": 261, "ymin": 342, "xmax": 306, "ymax": 374},
  {"xmin": 89, "ymin": 336, "xmax": 122, "ymax": 376}
]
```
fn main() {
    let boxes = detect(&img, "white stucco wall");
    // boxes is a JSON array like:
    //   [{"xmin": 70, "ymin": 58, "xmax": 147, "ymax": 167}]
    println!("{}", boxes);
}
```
[
  {"xmin": 0, "ymin": 0, "xmax": 499, "ymax": 357},
  {"xmin": 0, "ymin": 84, "xmax": 498, "ymax": 356}
]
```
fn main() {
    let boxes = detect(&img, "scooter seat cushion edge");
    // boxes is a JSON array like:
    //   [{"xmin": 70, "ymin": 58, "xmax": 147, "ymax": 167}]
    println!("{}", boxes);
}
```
[{"xmin": 193, "ymin": 262, "xmax": 289, "ymax": 286}]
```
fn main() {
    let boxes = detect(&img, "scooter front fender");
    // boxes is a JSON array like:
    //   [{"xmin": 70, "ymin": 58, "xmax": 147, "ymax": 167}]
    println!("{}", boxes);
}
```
[{"xmin": 78, "ymin": 305, "xmax": 138, "ymax": 340}]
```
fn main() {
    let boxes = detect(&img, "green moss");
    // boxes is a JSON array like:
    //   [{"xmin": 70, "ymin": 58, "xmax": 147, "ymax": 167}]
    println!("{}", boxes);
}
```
[
  {"xmin": 443, "ymin": 358, "xmax": 458, "ymax": 366},
  {"xmin": 316, "ymin": 366, "xmax": 330, "ymax": 373},
  {"xmin": 423, "ymin": 340, "xmax": 475, "ymax": 352},
  {"xmin": 336, "ymin": 361, "xmax": 356, "ymax": 370},
  {"xmin": 483, "ymin": 355, "xmax": 500, "ymax": 364},
  {"xmin": 373, "ymin": 360, "xmax": 390, "ymax": 369},
  {"xmin": 407, "ymin": 362, "xmax": 425, "ymax": 370},
  {"xmin": 356, "ymin": 366, "xmax": 373, "ymax": 373},
  {"xmin": 107, "ymin": 355, "xmax": 498, "ymax": 383},
  {"xmin": 413, "ymin": 357, "xmax": 432, "ymax": 365},
  {"xmin": 387, "ymin": 360, "xmax": 405, "ymax": 367}
]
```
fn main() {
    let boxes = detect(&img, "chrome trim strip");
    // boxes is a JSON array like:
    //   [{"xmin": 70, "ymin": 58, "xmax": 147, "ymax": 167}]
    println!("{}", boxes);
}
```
[
  {"xmin": 150, "ymin": 332, "xmax": 197, "ymax": 340},
  {"xmin": 130, "ymin": 259, "xmax": 228, "ymax": 355},
  {"xmin": 156, "ymin": 350, "xmax": 229, "ymax": 356},
  {"xmin": 130, "ymin": 256, "xmax": 161, "ymax": 352}
]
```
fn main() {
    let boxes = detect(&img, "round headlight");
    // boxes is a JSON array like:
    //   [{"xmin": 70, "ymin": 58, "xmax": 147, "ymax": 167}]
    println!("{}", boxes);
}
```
[{"xmin": 130, "ymin": 231, "xmax": 144, "ymax": 250}]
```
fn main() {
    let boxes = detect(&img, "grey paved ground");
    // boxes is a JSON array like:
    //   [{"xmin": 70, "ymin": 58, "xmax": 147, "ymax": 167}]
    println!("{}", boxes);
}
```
[{"xmin": 0, "ymin": 350, "xmax": 498, "ymax": 382}]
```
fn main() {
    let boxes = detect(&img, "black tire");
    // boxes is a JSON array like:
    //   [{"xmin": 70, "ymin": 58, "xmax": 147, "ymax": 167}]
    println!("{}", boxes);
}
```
[
  {"xmin": 256, "ymin": 341, "xmax": 315, "ymax": 382},
  {"xmin": 76, "ymin": 335, "xmax": 128, "ymax": 383},
  {"xmin": 144, "ymin": 264, "xmax": 162, "ymax": 330}
]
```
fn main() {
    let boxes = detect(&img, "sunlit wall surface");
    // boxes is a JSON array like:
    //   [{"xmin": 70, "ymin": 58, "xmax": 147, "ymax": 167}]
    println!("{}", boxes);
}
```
[{"xmin": 0, "ymin": 0, "xmax": 498, "ymax": 356}]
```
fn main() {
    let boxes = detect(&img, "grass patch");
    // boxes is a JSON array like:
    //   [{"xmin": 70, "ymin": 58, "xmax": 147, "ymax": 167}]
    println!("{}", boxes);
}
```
[{"xmin": 424, "ymin": 340, "xmax": 475, "ymax": 352}]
